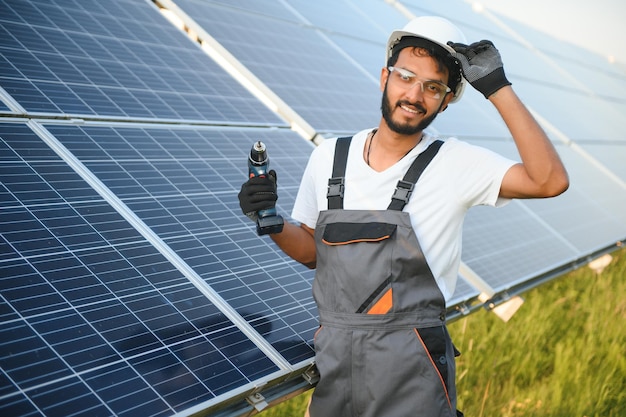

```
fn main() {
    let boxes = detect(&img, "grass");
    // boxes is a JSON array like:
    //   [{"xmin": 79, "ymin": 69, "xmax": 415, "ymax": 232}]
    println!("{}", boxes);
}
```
[
  {"xmin": 452, "ymin": 246, "xmax": 626, "ymax": 416},
  {"xmin": 260, "ymin": 246, "xmax": 626, "ymax": 416}
]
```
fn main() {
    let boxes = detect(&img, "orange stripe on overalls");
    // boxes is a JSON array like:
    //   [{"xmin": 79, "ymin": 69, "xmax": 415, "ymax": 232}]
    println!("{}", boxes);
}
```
[{"xmin": 367, "ymin": 288, "xmax": 393, "ymax": 314}]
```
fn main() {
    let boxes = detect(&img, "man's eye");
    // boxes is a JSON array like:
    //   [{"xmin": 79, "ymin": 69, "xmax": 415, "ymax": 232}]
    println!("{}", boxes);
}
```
[
  {"xmin": 425, "ymin": 83, "xmax": 440, "ymax": 92},
  {"xmin": 399, "ymin": 73, "xmax": 412, "ymax": 82}
]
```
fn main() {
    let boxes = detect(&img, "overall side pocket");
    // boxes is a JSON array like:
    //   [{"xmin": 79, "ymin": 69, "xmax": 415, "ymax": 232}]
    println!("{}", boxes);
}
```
[{"xmin": 413, "ymin": 326, "xmax": 455, "ymax": 412}]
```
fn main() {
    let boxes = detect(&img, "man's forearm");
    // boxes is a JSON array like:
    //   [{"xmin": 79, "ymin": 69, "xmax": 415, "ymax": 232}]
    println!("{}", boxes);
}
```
[
  {"xmin": 491, "ymin": 86, "xmax": 569, "ymax": 198},
  {"xmin": 270, "ymin": 221, "xmax": 317, "ymax": 269}
]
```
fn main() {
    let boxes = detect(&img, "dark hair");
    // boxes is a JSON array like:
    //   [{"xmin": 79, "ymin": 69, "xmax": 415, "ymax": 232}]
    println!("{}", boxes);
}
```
[{"xmin": 388, "ymin": 37, "xmax": 462, "ymax": 96}]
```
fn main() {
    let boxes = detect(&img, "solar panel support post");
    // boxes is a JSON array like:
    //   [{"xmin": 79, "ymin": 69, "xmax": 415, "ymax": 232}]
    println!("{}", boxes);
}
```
[
  {"xmin": 302, "ymin": 364, "xmax": 320, "ymax": 385},
  {"xmin": 459, "ymin": 261, "xmax": 524, "ymax": 321},
  {"xmin": 246, "ymin": 392, "xmax": 269, "ymax": 413},
  {"xmin": 479, "ymin": 292, "xmax": 525, "ymax": 323}
]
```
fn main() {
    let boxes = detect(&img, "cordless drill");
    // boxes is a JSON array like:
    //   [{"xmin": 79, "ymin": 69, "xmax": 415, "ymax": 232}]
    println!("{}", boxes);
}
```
[{"xmin": 248, "ymin": 141, "xmax": 284, "ymax": 235}]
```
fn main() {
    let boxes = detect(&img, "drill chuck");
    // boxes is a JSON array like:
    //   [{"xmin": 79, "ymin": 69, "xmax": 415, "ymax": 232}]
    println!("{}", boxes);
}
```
[
  {"xmin": 249, "ymin": 141, "xmax": 268, "ymax": 168},
  {"xmin": 248, "ymin": 141, "xmax": 284, "ymax": 235}
]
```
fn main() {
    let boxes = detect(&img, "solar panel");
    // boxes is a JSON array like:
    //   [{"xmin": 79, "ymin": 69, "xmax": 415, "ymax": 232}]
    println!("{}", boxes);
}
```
[
  {"xmin": 0, "ymin": 122, "xmax": 292, "ymax": 416},
  {"xmin": 0, "ymin": 119, "xmax": 318, "ymax": 415},
  {"xmin": 42, "ymin": 122, "xmax": 317, "ymax": 362},
  {"xmin": 167, "ymin": 0, "xmax": 385, "ymax": 134},
  {"xmin": 1, "ymin": 0, "xmax": 625, "ymax": 415},
  {"xmin": 0, "ymin": 0, "xmax": 285, "ymax": 125}
]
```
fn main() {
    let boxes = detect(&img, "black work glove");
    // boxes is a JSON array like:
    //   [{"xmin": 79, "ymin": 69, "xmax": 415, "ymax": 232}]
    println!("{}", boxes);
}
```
[
  {"xmin": 238, "ymin": 170, "xmax": 278, "ymax": 222},
  {"xmin": 447, "ymin": 40, "xmax": 511, "ymax": 99}
]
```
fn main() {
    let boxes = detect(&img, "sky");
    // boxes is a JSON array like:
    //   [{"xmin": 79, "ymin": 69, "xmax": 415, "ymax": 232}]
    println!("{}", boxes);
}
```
[{"xmin": 473, "ymin": 0, "xmax": 626, "ymax": 65}]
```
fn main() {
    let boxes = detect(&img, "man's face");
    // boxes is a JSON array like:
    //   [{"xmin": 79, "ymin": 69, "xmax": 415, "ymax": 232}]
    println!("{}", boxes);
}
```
[{"xmin": 380, "ymin": 48, "xmax": 453, "ymax": 135}]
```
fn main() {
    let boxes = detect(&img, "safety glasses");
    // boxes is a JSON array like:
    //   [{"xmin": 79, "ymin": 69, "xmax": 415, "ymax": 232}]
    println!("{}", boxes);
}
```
[{"xmin": 387, "ymin": 66, "xmax": 451, "ymax": 99}]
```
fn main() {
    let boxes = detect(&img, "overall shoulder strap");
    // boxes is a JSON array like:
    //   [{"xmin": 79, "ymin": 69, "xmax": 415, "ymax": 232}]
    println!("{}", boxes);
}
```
[
  {"xmin": 327, "ymin": 136, "xmax": 352, "ymax": 209},
  {"xmin": 388, "ymin": 140, "xmax": 444, "ymax": 211}
]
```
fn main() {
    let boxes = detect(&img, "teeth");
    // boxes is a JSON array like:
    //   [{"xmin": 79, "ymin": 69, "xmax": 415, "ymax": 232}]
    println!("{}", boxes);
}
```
[{"xmin": 400, "ymin": 104, "xmax": 419, "ymax": 114}]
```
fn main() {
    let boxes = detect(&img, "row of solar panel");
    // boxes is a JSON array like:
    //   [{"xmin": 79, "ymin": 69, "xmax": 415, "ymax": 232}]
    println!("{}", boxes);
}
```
[
  {"xmin": 1, "ymin": 0, "xmax": 625, "ymax": 416},
  {"xmin": 0, "ymin": 120, "xmax": 318, "ymax": 416}
]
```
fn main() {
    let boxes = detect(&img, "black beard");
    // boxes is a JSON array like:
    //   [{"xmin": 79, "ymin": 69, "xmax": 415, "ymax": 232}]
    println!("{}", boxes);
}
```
[{"xmin": 381, "ymin": 83, "xmax": 441, "ymax": 135}]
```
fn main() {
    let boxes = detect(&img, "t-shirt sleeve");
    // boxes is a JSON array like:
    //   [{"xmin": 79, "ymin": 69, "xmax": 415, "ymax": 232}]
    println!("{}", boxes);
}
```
[
  {"xmin": 446, "ymin": 139, "xmax": 517, "ymax": 208},
  {"xmin": 291, "ymin": 139, "xmax": 335, "ymax": 228}
]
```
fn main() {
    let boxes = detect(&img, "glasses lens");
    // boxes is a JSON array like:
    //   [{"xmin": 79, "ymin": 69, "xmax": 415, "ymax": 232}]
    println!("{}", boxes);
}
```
[
  {"xmin": 422, "ymin": 81, "xmax": 447, "ymax": 98},
  {"xmin": 388, "ymin": 67, "xmax": 449, "ymax": 99}
]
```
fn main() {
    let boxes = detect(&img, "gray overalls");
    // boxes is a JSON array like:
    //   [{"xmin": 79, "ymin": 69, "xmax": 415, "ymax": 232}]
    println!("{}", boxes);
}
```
[{"xmin": 309, "ymin": 137, "xmax": 461, "ymax": 417}]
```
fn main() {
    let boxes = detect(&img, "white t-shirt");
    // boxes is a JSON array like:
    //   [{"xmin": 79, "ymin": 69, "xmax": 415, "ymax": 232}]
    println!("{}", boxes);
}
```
[{"xmin": 291, "ymin": 128, "xmax": 517, "ymax": 302}]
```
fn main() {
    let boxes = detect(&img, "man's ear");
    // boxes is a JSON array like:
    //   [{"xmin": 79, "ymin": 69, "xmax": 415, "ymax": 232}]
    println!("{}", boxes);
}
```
[{"xmin": 380, "ymin": 67, "xmax": 389, "ymax": 92}]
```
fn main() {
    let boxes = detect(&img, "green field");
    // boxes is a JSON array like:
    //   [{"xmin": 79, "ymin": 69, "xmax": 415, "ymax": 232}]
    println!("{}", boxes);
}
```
[{"xmin": 261, "ymin": 246, "xmax": 626, "ymax": 416}]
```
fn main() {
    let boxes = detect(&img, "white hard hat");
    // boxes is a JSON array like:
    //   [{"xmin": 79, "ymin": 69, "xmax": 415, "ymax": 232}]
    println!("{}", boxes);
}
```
[{"xmin": 386, "ymin": 16, "xmax": 467, "ymax": 103}]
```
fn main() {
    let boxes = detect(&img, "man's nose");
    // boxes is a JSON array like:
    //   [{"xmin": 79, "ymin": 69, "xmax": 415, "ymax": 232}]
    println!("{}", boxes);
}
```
[{"xmin": 404, "ymin": 80, "xmax": 425, "ymax": 101}]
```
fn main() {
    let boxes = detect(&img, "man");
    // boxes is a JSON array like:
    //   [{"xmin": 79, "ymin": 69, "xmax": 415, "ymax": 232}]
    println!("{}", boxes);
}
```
[{"xmin": 239, "ymin": 15, "xmax": 568, "ymax": 417}]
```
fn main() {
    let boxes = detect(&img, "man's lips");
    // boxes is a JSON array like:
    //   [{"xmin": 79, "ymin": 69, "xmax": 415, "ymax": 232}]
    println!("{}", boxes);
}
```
[{"xmin": 398, "ymin": 101, "xmax": 426, "ymax": 115}]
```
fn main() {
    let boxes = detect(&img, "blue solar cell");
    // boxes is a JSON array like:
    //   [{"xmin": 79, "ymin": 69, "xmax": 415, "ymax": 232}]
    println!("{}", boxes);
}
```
[
  {"xmin": 0, "ymin": 394, "xmax": 40, "ymax": 417},
  {"xmin": 1, "ymin": 208, "xmax": 67, "ymax": 257},
  {"xmin": 0, "ymin": 319, "xmax": 72, "ymax": 386},
  {"xmin": 1, "ymin": 78, "xmax": 61, "ymax": 113},
  {"xmin": 84, "ymin": 362, "xmax": 171, "ymax": 417},
  {"xmin": 30, "ymin": 377, "xmax": 112, "ymax": 416},
  {"xmin": 6, "ymin": 0, "xmax": 54, "ymax": 27}
]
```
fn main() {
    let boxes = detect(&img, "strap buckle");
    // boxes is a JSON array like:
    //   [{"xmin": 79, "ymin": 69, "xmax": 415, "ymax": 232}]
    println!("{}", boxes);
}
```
[
  {"xmin": 327, "ymin": 177, "xmax": 345, "ymax": 199},
  {"xmin": 391, "ymin": 180, "xmax": 414, "ymax": 205}
]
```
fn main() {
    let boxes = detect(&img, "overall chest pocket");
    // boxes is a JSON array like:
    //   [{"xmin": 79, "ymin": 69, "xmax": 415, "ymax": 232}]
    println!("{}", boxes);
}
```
[
  {"xmin": 317, "ymin": 222, "xmax": 397, "ymax": 313},
  {"xmin": 321, "ymin": 222, "xmax": 397, "ymax": 245}
]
